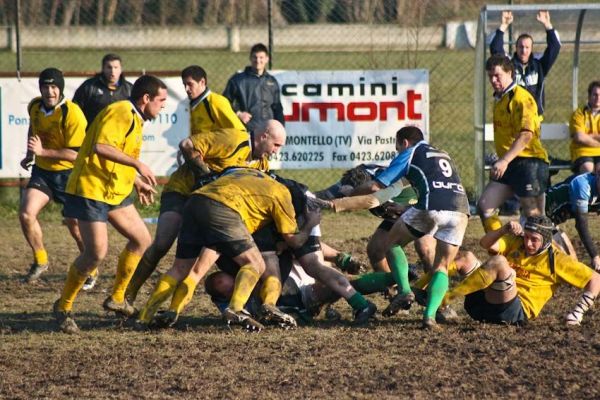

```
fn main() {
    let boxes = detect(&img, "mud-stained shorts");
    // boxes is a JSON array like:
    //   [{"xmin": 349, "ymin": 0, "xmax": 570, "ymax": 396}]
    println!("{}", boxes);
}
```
[
  {"xmin": 159, "ymin": 191, "xmax": 188, "ymax": 215},
  {"xmin": 175, "ymin": 195, "xmax": 255, "ymax": 259},
  {"xmin": 63, "ymin": 193, "xmax": 134, "ymax": 222},
  {"xmin": 399, "ymin": 207, "xmax": 468, "ymax": 247}
]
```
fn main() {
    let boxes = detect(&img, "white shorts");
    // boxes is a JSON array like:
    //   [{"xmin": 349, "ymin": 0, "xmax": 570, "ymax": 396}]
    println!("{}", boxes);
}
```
[{"xmin": 400, "ymin": 207, "xmax": 468, "ymax": 246}]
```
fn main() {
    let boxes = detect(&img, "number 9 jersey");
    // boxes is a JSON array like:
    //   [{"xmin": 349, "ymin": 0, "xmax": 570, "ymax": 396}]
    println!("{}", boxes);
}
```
[{"xmin": 375, "ymin": 140, "xmax": 469, "ymax": 215}]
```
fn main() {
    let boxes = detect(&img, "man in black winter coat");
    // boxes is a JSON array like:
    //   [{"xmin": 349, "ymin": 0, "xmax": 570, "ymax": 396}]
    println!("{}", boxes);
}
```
[{"xmin": 73, "ymin": 53, "xmax": 133, "ymax": 124}]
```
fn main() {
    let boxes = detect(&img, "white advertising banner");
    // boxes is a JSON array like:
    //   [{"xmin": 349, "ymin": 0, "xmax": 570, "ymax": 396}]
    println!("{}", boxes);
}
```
[
  {"xmin": 0, "ymin": 70, "xmax": 428, "ymax": 178},
  {"xmin": 0, "ymin": 76, "xmax": 189, "ymax": 178},
  {"xmin": 271, "ymin": 69, "xmax": 429, "ymax": 169}
]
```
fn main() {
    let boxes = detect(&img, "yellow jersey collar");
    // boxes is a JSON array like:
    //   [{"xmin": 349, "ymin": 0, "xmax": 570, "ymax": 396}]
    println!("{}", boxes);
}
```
[{"xmin": 494, "ymin": 81, "xmax": 517, "ymax": 101}]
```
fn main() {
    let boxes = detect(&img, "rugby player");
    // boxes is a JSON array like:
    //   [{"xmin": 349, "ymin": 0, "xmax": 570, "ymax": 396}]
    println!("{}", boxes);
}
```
[
  {"xmin": 327, "ymin": 126, "xmax": 470, "ymax": 329},
  {"xmin": 125, "ymin": 120, "xmax": 280, "ymax": 306},
  {"xmin": 124, "ymin": 65, "xmax": 247, "ymax": 303},
  {"xmin": 136, "ymin": 168, "xmax": 320, "ymax": 331},
  {"xmin": 478, "ymin": 54, "xmax": 549, "ymax": 233},
  {"xmin": 53, "ymin": 75, "xmax": 167, "ymax": 334},
  {"xmin": 444, "ymin": 216, "xmax": 600, "ymax": 326},
  {"xmin": 569, "ymin": 81, "xmax": 600, "ymax": 174},
  {"xmin": 19, "ymin": 68, "xmax": 87, "ymax": 283},
  {"xmin": 545, "ymin": 172, "xmax": 600, "ymax": 270}
]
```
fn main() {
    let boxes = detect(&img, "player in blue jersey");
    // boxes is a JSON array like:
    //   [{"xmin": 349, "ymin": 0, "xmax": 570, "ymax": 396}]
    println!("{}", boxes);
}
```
[{"xmin": 332, "ymin": 126, "xmax": 470, "ymax": 329}]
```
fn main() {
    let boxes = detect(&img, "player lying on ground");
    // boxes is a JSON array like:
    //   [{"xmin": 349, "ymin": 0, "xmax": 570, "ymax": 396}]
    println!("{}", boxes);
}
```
[
  {"xmin": 442, "ymin": 216, "xmax": 600, "ymax": 326},
  {"xmin": 545, "ymin": 172, "xmax": 600, "ymax": 271}
]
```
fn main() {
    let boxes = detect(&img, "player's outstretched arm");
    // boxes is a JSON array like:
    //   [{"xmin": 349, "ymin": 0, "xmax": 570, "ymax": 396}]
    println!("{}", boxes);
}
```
[{"xmin": 565, "ymin": 272, "xmax": 600, "ymax": 325}]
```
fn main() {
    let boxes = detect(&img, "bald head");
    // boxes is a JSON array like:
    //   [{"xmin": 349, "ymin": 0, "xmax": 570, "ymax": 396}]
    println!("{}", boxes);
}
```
[{"xmin": 253, "ymin": 119, "xmax": 286, "ymax": 159}]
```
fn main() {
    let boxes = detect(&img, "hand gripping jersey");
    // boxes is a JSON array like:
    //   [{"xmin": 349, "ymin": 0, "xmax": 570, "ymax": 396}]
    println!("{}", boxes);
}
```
[{"xmin": 375, "ymin": 141, "xmax": 469, "ymax": 214}]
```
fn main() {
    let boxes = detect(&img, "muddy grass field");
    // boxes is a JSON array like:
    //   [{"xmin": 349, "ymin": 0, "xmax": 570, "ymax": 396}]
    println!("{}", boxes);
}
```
[{"xmin": 1, "ymin": 211, "xmax": 599, "ymax": 399}]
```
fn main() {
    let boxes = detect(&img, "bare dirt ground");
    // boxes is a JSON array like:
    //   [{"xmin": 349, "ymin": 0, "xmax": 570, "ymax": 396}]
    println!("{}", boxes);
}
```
[{"xmin": 1, "ymin": 213, "xmax": 599, "ymax": 399}]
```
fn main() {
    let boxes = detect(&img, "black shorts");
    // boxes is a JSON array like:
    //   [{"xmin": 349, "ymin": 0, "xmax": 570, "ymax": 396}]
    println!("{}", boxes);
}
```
[
  {"xmin": 494, "ymin": 157, "xmax": 549, "ymax": 197},
  {"xmin": 572, "ymin": 156, "xmax": 600, "ymax": 173},
  {"xmin": 292, "ymin": 236, "xmax": 322, "ymax": 259},
  {"xmin": 377, "ymin": 218, "xmax": 396, "ymax": 232},
  {"xmin": 159, "ymin": 191, "xmax": 188, "ymax": 215},
  {"xmin": 26, "ymin": 165, "xmax": 71, "ymax": 205},
  {"xmin": 63, "ymin": 193, "xmax": 134, "ymax": 222},
  {"xmin": 464, "ymin": 290, "xmax": 527, "ymax": 325},
  {"xmin": 175, "ymin": 195, "xmax": 255, "ymax": 260}
]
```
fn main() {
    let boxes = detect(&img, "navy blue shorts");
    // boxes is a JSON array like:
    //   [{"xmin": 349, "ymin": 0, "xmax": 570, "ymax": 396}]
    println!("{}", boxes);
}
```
[
  {"xmin": 26, "ymin": 165, "xmax": 71, "ymax": 205},
  {"xmin": 159, "ymin": 191, "xmax": 188, "ymax": 215},
  {"xmin": 464, "ymin": 290, "xmax": 527, "ymax": 325},
  {"xmin": 494, "ymin": 157, "xmax": 549, "ymax": 197},
  {"xmin": 63, "ymin": 193, "xmax": 134, "ymax": 222}
]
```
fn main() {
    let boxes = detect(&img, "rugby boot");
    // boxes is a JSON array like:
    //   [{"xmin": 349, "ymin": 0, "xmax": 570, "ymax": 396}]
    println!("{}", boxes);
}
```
[
  {"xmin": 25, "ymin": 263, "xmax": 48, "ymax": 283},
  {"xmin": 153, "ymin": 310, "xmax": 179, "ymax": 329},
  {"xmin": 82, "ymin": 275, "xmax": 97, "ymax": 291},
  {"xmin": 102, "ymin": 296, "xmax": 136, "ymax": 317},
  {"xmin": 436, "ymin": 305, "xmax": 458, "ymax": 323},
  {"xmin": 382, "ymin": 291, "xmax": 415, "ymax": 317},
  {"xmin": 222, "ymin": 308, "xmax": 264, "ymax": 332},
  {"xmin": 53, "ymin": 300, "xmax": 79, "ymax": 335},
  {"xmin": 260, "ymin": 304, "xmax": 297, "ymax": 329},
  {"xmin": 422, "ymin": 317, "xmax": 442, "ymax": 331},
  {"xmin": 353, "ymin": 300, "xmax": 377, "ymax": 325}
]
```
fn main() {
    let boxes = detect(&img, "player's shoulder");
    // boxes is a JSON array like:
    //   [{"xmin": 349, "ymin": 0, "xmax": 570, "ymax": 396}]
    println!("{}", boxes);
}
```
[{"xmin": 27, "ymin": 97, "xmax": 43, "ymax": 113}]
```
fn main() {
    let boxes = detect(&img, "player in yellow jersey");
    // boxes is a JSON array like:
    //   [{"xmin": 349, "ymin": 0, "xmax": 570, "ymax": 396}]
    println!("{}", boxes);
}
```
[
  {"xmin": 125, "ymin": 120, "xmax": 279, "ymax": 304},
  {"xmin": 137, "ymin": 168, "xmax": 319, "ymax": 331},
  {"xmin": 443, "ymin": 215, "xmax": 600, "ymax": 325},
  {"xmin": 123, "ymin": 65, "xmax": 246, "ymax": 303},
  {"xmin": 53, "ymin": 75, "xmax": 167, "ymax": 334},
  {"xmin": 569, "ymin": 81, "xmax": 600, "ymax": 173},
  {"xmin": 478, "ymin": 55, "xmax": 550, "ymax": 234},
  {"xmin": 19, "ymin": 68, "xmax": 87, "ymax": 283}
]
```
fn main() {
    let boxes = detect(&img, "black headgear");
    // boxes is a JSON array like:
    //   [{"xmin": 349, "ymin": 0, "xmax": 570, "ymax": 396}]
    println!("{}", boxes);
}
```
[
  {"xmin": 38, "ymin": 67, "xmax": 65, "ymax": 96},
  {"xmin": 524, "ymin": 215, "xmax": 554, "ymax": 253}
]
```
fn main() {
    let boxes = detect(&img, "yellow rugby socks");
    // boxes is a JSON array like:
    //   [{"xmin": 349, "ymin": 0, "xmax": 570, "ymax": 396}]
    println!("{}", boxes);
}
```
[
  {"xmin": 229, "ymin": 264, "xmax": 260, "ymax": 312},
  {"xmin": 34, "ymin": 249, "xmax": 48, "ymax": 265},
  {"xmin": 169, "ymin": 276, "xmax": 199, "ymax": 315},
  {"xmin": 57, "ymin": 264, "xmax": 88, "ymax": 312},
  {"xmin": 446, "ymin": 267, "xmax": 495, "ymax": 301},
  {"xmin": 125, "ymin": 247, "xmax": 162, "ymax": 303},
  {"xmin": 260, "ymin": 276, "xmax": 282, "ymax": 306},
  {"xmin": 138, "ymin": 274, "xmax": 178, "ymax": 323},
  {"xmin": 482, "ymin": 214, "xmax": 502, "ymax": 233},
  {"xmin": 412, "ymin": 261, "xmax": 459, "ymax": 290},
  {"xmin": 112, "ymin": 249, "xmax": 141, "ymax": 303}
]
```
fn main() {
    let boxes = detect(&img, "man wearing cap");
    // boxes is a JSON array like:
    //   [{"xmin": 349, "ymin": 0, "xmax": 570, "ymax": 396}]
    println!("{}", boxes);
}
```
[
  {"xmin": 442, "ymin": 215, "xmax": 600, "ymax": 326},
  {"xmin": 19, "ymin": 68, "xmax": 87, "ymax": 282}
]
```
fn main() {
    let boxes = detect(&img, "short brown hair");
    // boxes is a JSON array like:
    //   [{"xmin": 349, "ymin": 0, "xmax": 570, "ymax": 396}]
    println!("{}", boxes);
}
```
[
  {"xmin": 396, "ymin": 126, "xmax": 424, "ymax": 145},
  {"xmin": 485, "ymin": 54, "xmax": 514, "ymax": 75},
  {"xmin": 588, "ymin": 81, "xmax": 600, "ymax": 97},
  {"xmin": 131, "ymin": 75, "xmax": 167, "ymax": 101}
]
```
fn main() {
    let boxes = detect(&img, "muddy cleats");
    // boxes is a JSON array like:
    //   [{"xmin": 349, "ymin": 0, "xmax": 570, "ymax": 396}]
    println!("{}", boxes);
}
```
[
  {"xmin": 353, "ymin": 300, "xmax": 377, "ymax": 325},
  {"xmin": 102, "ymin": 297, "xmax": 136, "ymax": 317},
  {"xmin": 25, "ymin": 263, "xmax": 48, "ymax": 283},
  {"xmin": 436, "ymin": 305, "xmax": 458, "ymax": 323},
  {"xmin": 53, "ymin": 300, "xmax": 79, "ymax": 335},
  {"xmin": 325, "ymin": 305, "xmax": 342, "ymax": 321},
  {"xmin": 223, "ymin": 308, "xmax": 264, "ymax": 332},
  {"xmin": 153, "ymin": 310, "xmax": 179, "ymax": 329},
  {"xmin": 382, "ymin": 291, "xmax": 415, "ymax": 317},
  {"xmin": 82, "ymin": 275, "xmax": 97, "ymax": 291},
  {"xmin": 422, "ymin": 317, "xmax": 442, "ymax": 331},
  {"xmin": 260, "ymin": 304, "xmax": 297, "ymax": 329},
  {"xmin": 413, "ymin": 287, "xmax": 428, "ymax": 307}
]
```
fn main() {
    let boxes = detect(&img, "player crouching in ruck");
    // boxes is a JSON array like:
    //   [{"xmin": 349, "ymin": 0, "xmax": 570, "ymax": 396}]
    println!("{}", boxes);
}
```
[{"xmin": 443, "ymin": 216, "xmax": 600, "ymax": 326}]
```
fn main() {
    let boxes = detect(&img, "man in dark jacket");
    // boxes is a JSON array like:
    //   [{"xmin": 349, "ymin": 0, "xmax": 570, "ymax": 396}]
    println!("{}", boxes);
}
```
[
  {"xmin": 73, "ymin": 53, "xmax": 133, "ymax": 124},
  {"xmin": 489, "ymin": 10, "xmax": 560, "ymax": 116},
  {"xmin": 223, "ymin": 43, "xmax": 285, "ymax": 132}
]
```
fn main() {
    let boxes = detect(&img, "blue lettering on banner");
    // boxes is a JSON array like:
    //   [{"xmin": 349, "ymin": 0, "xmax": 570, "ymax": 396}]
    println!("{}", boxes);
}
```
[{"xmin": 8, "ymin": 115, "xmax": 30, "ymax": 125}]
